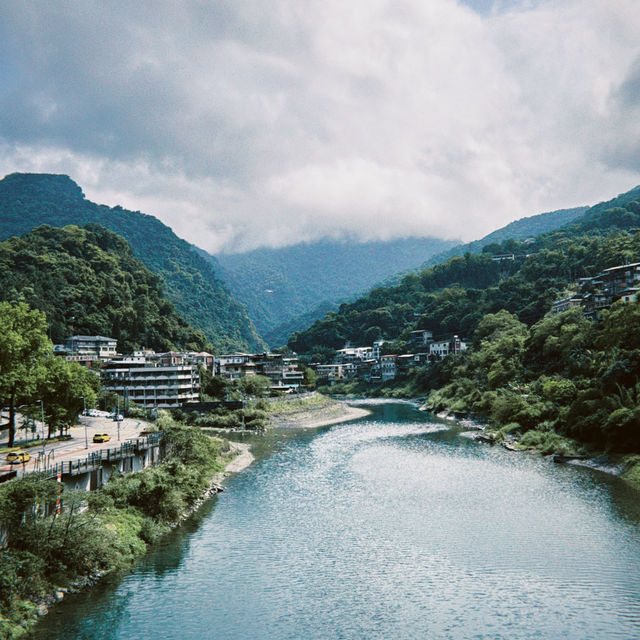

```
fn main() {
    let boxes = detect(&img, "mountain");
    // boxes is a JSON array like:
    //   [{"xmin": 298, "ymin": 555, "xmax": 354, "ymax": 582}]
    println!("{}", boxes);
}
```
[
  {"xmin": 0, "ymin": 224, "xmax": 209, "ymax": 353},
  {"xmin": 0, "ymin": 173, "xmax": 264, "ymax": 353},
  {"xmin": 420, "ymin": 206, "xmax": 588, "ymax": 269},
  {"xmin": 209, "ymin": 236, "xmax": 458, "ymax": 346},
  {"xmin": 289, "ymin": 185, "xmax": 640, "ymax": 354}
]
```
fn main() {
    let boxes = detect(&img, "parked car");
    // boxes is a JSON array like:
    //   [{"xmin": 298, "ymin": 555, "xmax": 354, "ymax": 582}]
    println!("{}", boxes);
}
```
[
  {"xmin": 6, "ymin": 451, "xmax": 30, "ymax": 464},
  {"xmin": 93, "ymin": 433, "xmax": 111, "ymax": 443}
]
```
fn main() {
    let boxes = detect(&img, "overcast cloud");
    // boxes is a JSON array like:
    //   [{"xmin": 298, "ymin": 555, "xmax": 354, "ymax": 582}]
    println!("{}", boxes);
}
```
[{"xmin": 0, "ymin": 0, "xmax": 639, "ymax": 253}]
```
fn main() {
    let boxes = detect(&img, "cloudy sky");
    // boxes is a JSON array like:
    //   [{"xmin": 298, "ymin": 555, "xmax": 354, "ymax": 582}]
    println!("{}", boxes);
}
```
[{"xmin": 1, "ymin": 1, "xmax": 639, "ymax": 254}]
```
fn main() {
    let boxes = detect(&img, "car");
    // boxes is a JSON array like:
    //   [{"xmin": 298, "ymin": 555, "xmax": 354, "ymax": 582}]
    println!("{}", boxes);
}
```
[
  {"xmin": 113, "ymin": 414, "xmax": 124, "ymax": 422},
  {"xmin": 6, "ymin": 451, "xmax": 31, "ymax": 464},
  {"xmin": 93, "ymin": 433, "xmax": 111, "ymax": 443}
]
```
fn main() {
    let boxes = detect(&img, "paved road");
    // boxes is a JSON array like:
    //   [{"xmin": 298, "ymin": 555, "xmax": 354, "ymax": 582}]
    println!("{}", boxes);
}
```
[{"xmin": 0, "ymin": 414, "xmax": 153, "ymax": 477}]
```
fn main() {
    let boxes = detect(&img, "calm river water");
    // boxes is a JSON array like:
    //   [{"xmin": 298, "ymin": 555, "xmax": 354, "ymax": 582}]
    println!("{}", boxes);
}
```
[{"xmin": 34, "ymin": 401, "xmax": 640, "ymax": 639}]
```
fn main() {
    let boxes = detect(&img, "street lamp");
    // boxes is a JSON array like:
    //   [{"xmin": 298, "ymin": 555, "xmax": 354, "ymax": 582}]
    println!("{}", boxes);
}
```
[
  {"xmin": 38, "ymin": 400, "xmax": 45, "ymax": 441},
  {"xmin": 80, "ymin": 396, "xmax": 88, "ymax": 449}
]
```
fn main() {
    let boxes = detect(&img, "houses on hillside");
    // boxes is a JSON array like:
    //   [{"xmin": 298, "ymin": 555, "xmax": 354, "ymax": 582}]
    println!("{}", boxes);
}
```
[
  {"xmin": 311, "ymin": 332, "xmax": 467, "ymax": 385},
  {"xmin": 215, "ymin": 351, "xmax": 305, "ymax": 393},
  {"xmin": 52, "ymin": 336, "xmax": 307, "ymax": 408},
  {"xmin": 552, "ymin": 261, "xmax": 640, "ymax": 316}
]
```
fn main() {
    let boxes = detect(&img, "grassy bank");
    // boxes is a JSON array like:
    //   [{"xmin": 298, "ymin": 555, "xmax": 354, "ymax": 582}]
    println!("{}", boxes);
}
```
[
  {"xmin": 268, "ymin": 393, "xmax": 371, "ymax": 429},
  {"xmin": 268, "ymin": 393, "xmax": 339, "ymax": 415},
  {"xmin": 0, "ymin": 412, "xmax": 233, "ymax": 639}
]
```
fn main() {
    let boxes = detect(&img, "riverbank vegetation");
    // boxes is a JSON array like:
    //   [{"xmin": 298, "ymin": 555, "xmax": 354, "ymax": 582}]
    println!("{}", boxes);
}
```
[
  {"xmin": 0, "ymin": 414, "xmax": 231, "ymax": 639},
  {"xmin": 290, "ymin": 192, "xmax": 640, "ymax": 462}
]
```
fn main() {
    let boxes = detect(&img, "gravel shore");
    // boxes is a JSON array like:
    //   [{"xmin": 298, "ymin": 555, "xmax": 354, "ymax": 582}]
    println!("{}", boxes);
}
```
[{"xmin": 271, "ymin": 400, "xmax": 371, "ymax": 429}]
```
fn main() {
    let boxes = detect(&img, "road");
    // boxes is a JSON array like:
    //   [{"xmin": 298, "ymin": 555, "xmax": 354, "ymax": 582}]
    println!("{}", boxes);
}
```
[{"xmin": 0, "ymin": 414, "xmax": 153, "ymax": 477}]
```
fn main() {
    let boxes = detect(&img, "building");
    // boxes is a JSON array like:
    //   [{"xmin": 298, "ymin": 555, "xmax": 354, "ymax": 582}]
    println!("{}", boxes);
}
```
[
  {"xmin": 429, "ymin": 336, "xmax": 467, "ymax": 360},
  {"xmin": 256, "ymin": 353, "xmax": 305, "ymax": 392},
  {"xmin": 315, "ymin": 363, "xmax": 345, "ymax": 384},
  {"xmin": 215, "ymin": 352, "xmax": 306, "ymax": 392},
  {"xmin": 101, "ymin": 358, "xmax": 200, "ymax": 408},
  {"xmin": 551, "ymin": 295, "xmax": 583, "ymax": 314},
  {"xmin": 551, "ymin": 261, "xmax": 640, "ymax": 317},
  {"xmin": 380, "ymin": 355, "xmax": 397, "ymax": 381},
  {"xmin": 216, "ymin": 353, "xmax": 257, "ymax": 379},
  {"xmin": 408, "ymin": 330, "xmax": 433, "ymax": 349},
  {"xmin": 621, "ymin": 287, "xmax": 640, "ymax": 303},
  {"xmin": 61, "ymin": 335, "xmax": 118, "ymax": 362}
]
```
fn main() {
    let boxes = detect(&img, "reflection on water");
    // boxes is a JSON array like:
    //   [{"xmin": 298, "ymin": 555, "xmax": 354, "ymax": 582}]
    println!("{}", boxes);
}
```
[{"xmin": 34, "ymin": 403, "xmax": 640, "ymax": 640}]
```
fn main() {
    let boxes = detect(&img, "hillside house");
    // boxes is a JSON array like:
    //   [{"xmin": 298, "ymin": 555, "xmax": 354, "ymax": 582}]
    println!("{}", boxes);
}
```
[
  {"xmin": 552, "ymin": 261, "xmax": 640, "ymax": 316},
  {"xmin": 380, "ymin": 355, "xmax": 397, "ymax": 381},
  {"xmin": 408, "ymin": 329, "xmax": 433, "ymax": 349}
]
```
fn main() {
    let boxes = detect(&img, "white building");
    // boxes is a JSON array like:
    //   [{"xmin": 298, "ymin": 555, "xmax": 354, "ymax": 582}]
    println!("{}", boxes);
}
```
[
  {"xmin": 64, "ymin": 335, "xmax": 118, "ymax": 358},
  {"xmin": 101, "ymin": 359, "xmax": 200, "ymax": 408}
]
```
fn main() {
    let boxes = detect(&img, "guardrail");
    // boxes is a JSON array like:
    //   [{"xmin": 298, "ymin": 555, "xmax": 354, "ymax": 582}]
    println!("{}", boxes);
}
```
[{"xmin": 33, "ymin": 432, "xmax": 164, "ymax": 480}]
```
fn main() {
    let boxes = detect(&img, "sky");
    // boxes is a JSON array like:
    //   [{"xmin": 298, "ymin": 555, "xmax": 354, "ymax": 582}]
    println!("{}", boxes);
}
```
[{"xmin": 0, "ymin": 0, "xmax": 639, "ymax": 254}]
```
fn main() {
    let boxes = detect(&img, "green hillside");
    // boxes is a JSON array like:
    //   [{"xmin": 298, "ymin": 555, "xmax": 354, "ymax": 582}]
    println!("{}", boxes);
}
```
[
  {"xmin": 0, "ymin": 224, "xmax": 209, "ymax": 353},
  {"xmin": 0, "ymin": 173, "xmax": 264, "ymax": 352},
  {"xmin": 421, "ymin": 206, "xmax": 588, "ymax": 269},
  {"xmin": 211, "ymin": 236, "xmax": 457, "ymax": 344},
  {"xmin": 290, "ymin": 186, "xmax": 640, "ymax": 352},
  {"xmin": 289, "ymin": 186, "xmax": 640, "ymax": 454}
]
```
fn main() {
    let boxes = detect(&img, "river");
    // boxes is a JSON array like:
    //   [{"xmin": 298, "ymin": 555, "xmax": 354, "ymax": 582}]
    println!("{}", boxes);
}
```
[{"xmin": 33, "ymin": 401, "xmax": 640, "ymax": 639}]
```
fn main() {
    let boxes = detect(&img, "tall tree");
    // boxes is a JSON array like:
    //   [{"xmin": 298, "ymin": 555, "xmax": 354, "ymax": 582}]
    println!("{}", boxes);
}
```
[{"xmin": 0, "ymin": 302, "xmax": 51, "ymax": 447}]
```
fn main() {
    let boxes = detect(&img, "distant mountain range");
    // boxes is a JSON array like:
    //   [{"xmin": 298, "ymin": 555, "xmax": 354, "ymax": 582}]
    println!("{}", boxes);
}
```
[
  {"xmin": 4, "ymin": 171, "xmax": 637, "ymax": 357},
  {"xmin": 208, "ymin": 237, "xmax": 458, "ymax": 346},
  {"xmin": 0, "ymin": 173, "xmax": 264, "ymax": 353},
  {"xmin": 210, "ymin": 203, "xmax": 595, "ymax": 348}
]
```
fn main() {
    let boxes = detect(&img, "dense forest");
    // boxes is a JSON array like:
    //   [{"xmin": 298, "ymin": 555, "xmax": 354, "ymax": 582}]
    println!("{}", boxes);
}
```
[
  {"xmin": 212, "ymin": 236, "xmax": 457, "ymax": 344},
  {"xmin": 0, "ymin": 173, "xmax": 264, "ymax": 352},
  {"xmin": 426, "ymin": 302, "xmax": 640, "ymax": 453},
  {"xmin": 289, "ymin": 187, "xmax": 640, "ymax": 354},
  {"xmin": 289, "ymin": 186, "xmax": 640, "ymax": 454},
  {"xmin": 0, "ymin": 224, "xmax": 209, "ymax": 353}
]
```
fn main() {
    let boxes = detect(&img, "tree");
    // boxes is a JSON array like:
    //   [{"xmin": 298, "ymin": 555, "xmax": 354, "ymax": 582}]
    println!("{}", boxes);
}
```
[
  {"xmin": 37, "ymin": 356, "xmax": 100, "ymax": 437},
  {"xmin": 0, "ymin": 302, "xmax": 51, "ymax": 447},
  {"xmin": 234, "ymin": 375, "xmax": 271, "ymax": 398},
  {"xmin": 303, "ymin": 367, "xmax": 317, "ymax": 390}
]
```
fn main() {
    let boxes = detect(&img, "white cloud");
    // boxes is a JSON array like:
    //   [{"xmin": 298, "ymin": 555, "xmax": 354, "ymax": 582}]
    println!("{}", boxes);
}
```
[{"xmin": 0, "ymin": 0, "xmax": 639, "ymax": 253}]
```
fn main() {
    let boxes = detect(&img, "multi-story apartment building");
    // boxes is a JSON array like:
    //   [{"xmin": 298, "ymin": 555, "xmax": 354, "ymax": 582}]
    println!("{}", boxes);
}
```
[
  {"xmin": 101, "ymin": 358, "xmax": 200, "ymax": 408},
  {"xmin": 429, "ymin": 336, "xmax": 467, "ymax": 360},
  {"xmin": 64, "ymin": 335, "xmax": 118, "ymax": 358}
]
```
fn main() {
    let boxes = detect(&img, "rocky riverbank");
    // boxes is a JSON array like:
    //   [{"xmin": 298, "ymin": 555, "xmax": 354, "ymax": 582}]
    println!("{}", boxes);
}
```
[{"xmin": 430, "ymin": 407, "xmax": 637, "ymax": 481}]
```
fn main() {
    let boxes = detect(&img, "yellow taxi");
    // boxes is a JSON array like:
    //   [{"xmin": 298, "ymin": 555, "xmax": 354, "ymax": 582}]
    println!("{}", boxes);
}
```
[
  {"xmin": 92, "ymin": 433, "xmax": 111, "ymax": 443},
  {"xmin": 6, "ymin": 451, "xmax": 31, "ymax": 464}
]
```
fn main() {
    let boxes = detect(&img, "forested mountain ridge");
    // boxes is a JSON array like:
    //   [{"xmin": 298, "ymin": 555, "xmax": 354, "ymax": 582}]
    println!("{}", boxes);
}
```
[
  {"xmin": 0, "ymin": 172, "xmax": 264, "ymax": 352},
  {"xmin": 289, "ymin": 186, "xmax": 640, "ymax": 454},
  {"xmin": 420, "ymin": 206, "xmax": 588, "ymax": 270},
  {"xmin": 0, "ymin": 224, "xmax": 210, "ymax": 353},
  {"xmin": 289, "ymin": 185, "xmax": 640, "ymax": 354},
  {"xmin": 210, "ymin": 236, "xmax": 458, "ymax": 344}
]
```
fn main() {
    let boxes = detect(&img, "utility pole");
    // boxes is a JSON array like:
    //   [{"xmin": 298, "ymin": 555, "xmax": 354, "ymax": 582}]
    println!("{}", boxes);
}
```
[
  {"xmin": 81, "ymin": 396, "xmax": 88, "ymax": 449},
  {"xmin": 39, "ymin": 400, "xmax": 45, "ymax": 440}
]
